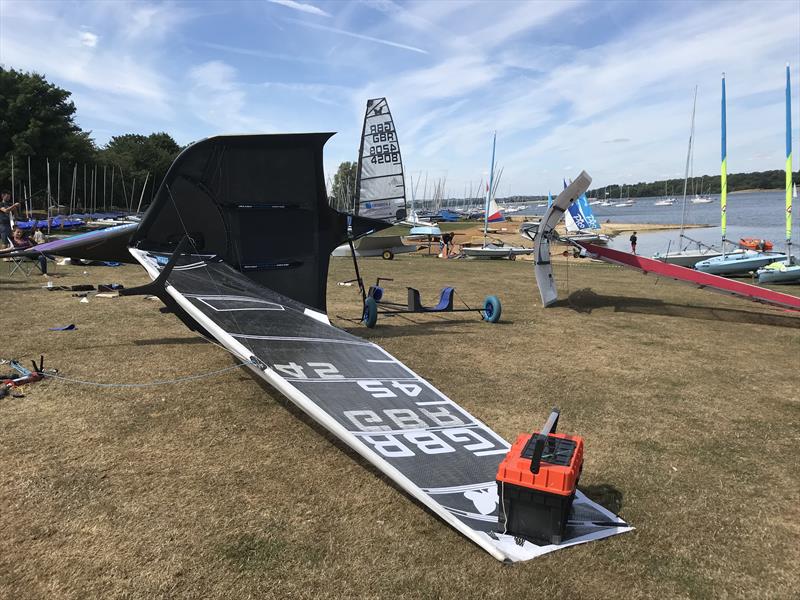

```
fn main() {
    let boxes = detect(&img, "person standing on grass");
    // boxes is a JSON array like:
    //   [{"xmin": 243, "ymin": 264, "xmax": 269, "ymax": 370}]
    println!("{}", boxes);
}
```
[
  {"xmin": 629, "ymin": 231, "xmax": 638, "ymax": 254},
  {"xmin": 0, "ymin": 191, "xmax": 21, "ymax": 248}
]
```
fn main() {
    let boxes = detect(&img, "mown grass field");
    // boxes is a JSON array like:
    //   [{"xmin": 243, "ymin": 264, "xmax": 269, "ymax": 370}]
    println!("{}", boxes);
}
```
[{"xmin": 1, "ymin": 253, "xmax": 798, "ymax": 599}]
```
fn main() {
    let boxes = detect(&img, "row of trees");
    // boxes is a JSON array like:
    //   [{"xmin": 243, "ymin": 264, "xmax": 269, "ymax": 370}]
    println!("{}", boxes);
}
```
[
  {"xmin": 586, "ymin": 170, "xmax": 798, "ymax": 200},
  {"xmin": 330, "ymin": 160, "xmax": 797, "ymax": 208},
  {"xmin": 0, "ymin": 68, "xmax": 182, "ymax": 213}
]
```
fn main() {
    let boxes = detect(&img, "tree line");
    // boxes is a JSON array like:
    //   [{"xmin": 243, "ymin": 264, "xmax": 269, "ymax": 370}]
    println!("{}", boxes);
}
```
[
  {"xmin": 586, "ymin": 170, "xmax": 798, "ymax": 200},
  {"xmin": 0, "ymin": 68, "xmax": 182, "ymax": 214}
]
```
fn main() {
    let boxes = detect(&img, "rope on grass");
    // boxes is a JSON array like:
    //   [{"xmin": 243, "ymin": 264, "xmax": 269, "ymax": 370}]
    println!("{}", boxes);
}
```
[{"xmin": 40, "ymin": 359, "xmax": 255, "ymax": 389}]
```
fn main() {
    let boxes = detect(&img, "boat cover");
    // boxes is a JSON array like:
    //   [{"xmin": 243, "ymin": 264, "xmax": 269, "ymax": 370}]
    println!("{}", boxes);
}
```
[
  {"xmin": 578, "ymin": 242, "xmax": 800, "ymax": 311},
  {"xmin": 129, "ymin": 247, "xmax": 632, "ymax": 562}
]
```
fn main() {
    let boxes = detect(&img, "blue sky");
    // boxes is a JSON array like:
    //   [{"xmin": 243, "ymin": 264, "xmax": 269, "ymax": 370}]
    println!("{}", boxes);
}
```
[{"xmin": 1, "ymin": 0, "xmax": 798, "ymax": 196}]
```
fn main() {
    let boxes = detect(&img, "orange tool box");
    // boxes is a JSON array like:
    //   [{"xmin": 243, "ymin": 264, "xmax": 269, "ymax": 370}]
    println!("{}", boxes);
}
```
[{"xmin": 496, "ymin": 409, "xmax": 583, "ymax": 544}]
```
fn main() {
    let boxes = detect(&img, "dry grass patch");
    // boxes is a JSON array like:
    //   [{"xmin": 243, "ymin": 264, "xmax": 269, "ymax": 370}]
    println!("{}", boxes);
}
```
[{"xmin": 1, "ymin": 255, "xmax": 798, "ymax": 599}]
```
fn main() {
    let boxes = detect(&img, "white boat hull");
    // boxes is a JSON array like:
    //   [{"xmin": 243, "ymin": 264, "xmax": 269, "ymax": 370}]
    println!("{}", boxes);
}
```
[
  {"xmin": 651, "ymin": 249, "xmax": 729, "ymax": 268},
  {"xmin": 695, "ymin": 251, "xmax": 789, "ymax": 275},
  {"xmin": 462, "ymin": 245, "xmax": 533, "ymax": 259},
  {"xmin": 332, "ymin": 235, "xmax": 417, "ymax": 258},
  {"xmin": 756, "ymin": 262, "xmax": 800, "ymax": 284}
]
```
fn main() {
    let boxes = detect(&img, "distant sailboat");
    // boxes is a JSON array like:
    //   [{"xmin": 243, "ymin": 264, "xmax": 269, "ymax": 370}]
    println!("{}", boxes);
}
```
[
  {"xmin": 757, "ymin": 64, "xmax": 799, "ymax": 284},
  {"xmin": 655, "ymin": 181, "xmax": 676, "ymax": 206},
  {"xmin": 462, "ymin": 133, "xmax": 532, "ymax": 259},
  {"xmin": 696, "ymin": 73, "xmax": 787, "ymax": 276},
  {"xmin": 653, "ymin": 85, "xmax": 729, "ymax": 266}
]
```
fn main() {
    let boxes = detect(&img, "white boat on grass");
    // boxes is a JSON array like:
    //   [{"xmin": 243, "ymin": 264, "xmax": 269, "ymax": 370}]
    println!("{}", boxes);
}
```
[
  {"xmin": 462, "ymin": 132, "xmax": 532, "ymax": 260},
  {"xmin": 332, "ymin": 235, "xmax": 416, "ymax": 260},
  {"xmin": 462, "ymin": 243, "xmax": 534, "ymax": 259}
]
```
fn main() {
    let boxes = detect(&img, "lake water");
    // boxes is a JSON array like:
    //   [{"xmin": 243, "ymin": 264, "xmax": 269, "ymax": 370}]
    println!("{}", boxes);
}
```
[{"xmin": 518, "ymin": 190, "xmax": 795, "ymax": 257}]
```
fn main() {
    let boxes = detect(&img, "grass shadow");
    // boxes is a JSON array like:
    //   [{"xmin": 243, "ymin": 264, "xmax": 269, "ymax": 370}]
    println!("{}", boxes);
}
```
[
  {"xmin": 559, "ymin": 288, "xmax": 800, "ymax": 328},
  {"xmin": 580, "ymin": 483, "xmax": 624, "ymax": 514}
]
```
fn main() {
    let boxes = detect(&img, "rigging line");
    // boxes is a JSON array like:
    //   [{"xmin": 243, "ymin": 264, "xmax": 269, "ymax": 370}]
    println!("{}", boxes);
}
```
[
  {"xmin": 452, "ymin": 289, "xmax": 472, "ymax": 311},
  {"xmin": 164, "ymin": 183, "xmax": 256, "ymax": 359},
  {"xmin": 41, "ymin": 360, "xmax": 254, "ymax": 388}
]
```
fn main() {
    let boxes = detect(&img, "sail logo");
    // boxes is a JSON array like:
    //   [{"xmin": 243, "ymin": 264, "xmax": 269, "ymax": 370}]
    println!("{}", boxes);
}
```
[{"xmin": 464, "ymin": 486, "xmax": 499, "ymax": 515}]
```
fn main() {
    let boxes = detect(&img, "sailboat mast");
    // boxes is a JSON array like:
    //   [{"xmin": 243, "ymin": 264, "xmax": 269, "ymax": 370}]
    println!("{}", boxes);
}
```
[
  {"xmin": 484, "ymin": 131, "xmax": 496, "ymax": 245},
  {"xmin": 785, "ymin": 63, "xmax": 793, "ymax": 257},
  {"xmin": 679, "ymin": 86, "xmax": 698, "ymax": 243},
  {"xmin": 721, "ymin": 73, "xmax": 728, "ymax": 256}
]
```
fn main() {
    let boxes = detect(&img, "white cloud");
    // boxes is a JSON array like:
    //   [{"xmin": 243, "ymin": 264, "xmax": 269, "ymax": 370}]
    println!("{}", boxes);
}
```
[
  {"xmin": 286, "ymin": 17, "xmax": 428, "ymax": 54},
  {"xmin": 268, "ymin": 0, "xmax": 331, "ymax": 18},
  {"xmin": 79, "ymin": 31, "xmax": 98, "ymax": 47},
  {"xmin": 186, "ymin": 61, "xmax": 266, "ymax": 133}
]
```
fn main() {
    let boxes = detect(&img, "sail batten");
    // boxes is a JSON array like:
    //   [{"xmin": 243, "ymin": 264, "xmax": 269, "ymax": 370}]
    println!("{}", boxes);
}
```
[{"xmin": 355, "ymin": 98, "xmax": 407, "ymax": 223}]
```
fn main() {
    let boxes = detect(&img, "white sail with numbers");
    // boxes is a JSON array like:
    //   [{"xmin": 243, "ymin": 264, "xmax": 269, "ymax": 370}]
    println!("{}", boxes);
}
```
[{"xmin": 356, "ymin": 97, "xmax": 407, "ymax": 223}]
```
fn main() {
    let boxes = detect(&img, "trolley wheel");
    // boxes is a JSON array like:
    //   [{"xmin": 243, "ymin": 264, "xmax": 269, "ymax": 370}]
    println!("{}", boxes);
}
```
[
  {"xmin": 363, "ymin": 296, "xmax": 378, "ymax": 328},
  {"xmin": 382, "ymin": 250, "xmax": 395, "ymax": 260},
  {"xmin": 482, "ymin": 295, "xmax": 502, "ymax": 323},
  {"xmin": 509, "ymin": 253, "xmax": 517, "ymax": 261}
]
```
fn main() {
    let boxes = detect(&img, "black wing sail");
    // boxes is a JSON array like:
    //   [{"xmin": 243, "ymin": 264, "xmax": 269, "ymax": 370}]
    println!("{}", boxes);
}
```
[
  {"xmin": 132, "ymin": 134, "xmax": 389, "ymax": 312},
  {"xmin": 128, "ymin": 134, "xmax": 630, "ymax": 562}
]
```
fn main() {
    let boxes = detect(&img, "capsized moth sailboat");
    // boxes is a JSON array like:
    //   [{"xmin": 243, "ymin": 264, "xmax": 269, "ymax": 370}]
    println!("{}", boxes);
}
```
[
  {"xmin": 44, "ymin": 129, "xmax": 631, "ymax": 562},
  {"xmin": 531, "ymin": 170, "xmax": 800, "ymax": 310},
  {"xmin": 757, "ymin": 64, "xmax": 799, "ymax": 284}
]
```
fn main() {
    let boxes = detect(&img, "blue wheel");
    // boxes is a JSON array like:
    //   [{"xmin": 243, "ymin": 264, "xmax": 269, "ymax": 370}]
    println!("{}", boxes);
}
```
[
  {"xmin": 369, "ymin": 286, "xmax": 384, "ymax": 302},
  {"xmin": 482, "ymin": 295, "xmax": 501, "ymax": 323},
  {"xmin": 363, "ymin": 296, "xmax": 378, "ymax": 328}
]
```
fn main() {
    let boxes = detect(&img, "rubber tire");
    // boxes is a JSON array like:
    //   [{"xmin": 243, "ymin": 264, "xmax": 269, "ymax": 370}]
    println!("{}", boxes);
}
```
[
  {"xmin": 363, "ymin": 297, "xmax": 378, "ymax": 328},
  {"xmin": 382, "ymin": 250, "xmax": 394, "ymax": 260},
  {"xmin": 482, "ymin": 295, "xmax": 501, "ymax": 323}
]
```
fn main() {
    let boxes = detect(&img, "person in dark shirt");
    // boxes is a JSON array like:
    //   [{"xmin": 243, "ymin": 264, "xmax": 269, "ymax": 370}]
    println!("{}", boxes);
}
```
[
  {"xmin": 0, "ymin": 191, "xmax": 21, "ymax": 248},
  {"xmin": 629, "ymin": 231, "xmax": 638, "ymax": 254}
]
